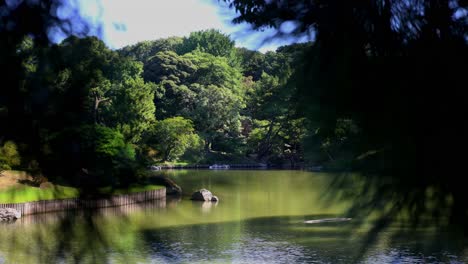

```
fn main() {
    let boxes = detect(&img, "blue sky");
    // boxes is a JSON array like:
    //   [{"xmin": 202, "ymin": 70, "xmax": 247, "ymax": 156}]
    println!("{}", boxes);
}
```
[{"xmin": 67, "ymin": 0, "xmax": 310, "ymax": 52}]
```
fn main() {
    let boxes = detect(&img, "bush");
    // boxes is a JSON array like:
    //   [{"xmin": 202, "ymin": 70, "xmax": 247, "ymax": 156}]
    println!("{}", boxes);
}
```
[
  {"xmin": 47, "ymin": 125, "xmax": 137, "ymax": 186},
  {"xmin": 146, "ymin": 117, "xmax": 201, "ymax": 162},
  {"xmin": 0, "ymin": 141, "xmax": 21, "ymax": 170}
]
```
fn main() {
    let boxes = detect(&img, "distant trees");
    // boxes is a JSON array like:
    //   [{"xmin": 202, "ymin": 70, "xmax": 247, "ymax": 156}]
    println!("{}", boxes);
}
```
[
  {"xmin": 117, "ymin": 29, "xmax": 311, "ymax": 165},
  {"xmin": 142, "ymin": 49, "xmax": 245, "ymax": 152},
  {"xmin": 178, "ymin": 29, "xmax": 235, "ymax": 58},
  {"xmin": 118, "ymin": 37, "xmax": 184, "ymax": 62},
  {"xmin": 222, "ymin": 0, "xmax": 468, "ymax": 173},
  {"xmin": 0, "ymin": 22, "xmax": 313, "ymax": 182}
]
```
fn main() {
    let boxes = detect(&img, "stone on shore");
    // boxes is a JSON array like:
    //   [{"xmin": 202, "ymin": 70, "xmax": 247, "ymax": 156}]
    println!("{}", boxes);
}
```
[
  {"xmin": 151, "ymin": 176, "xmax": 182, "ymax": 195},
  {"xmin": 0, "ymin": 208, "xmax": 21, "ymax": 221}
]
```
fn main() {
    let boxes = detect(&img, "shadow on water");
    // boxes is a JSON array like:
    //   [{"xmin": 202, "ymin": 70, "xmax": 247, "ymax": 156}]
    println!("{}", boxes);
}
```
[
  {"xmin": 1, "ymin": 170, "xmax": 468, "ymax": 263},
  {"xmin": 319, "ymin": 172, "xmax": 468, "ymax": 262},
  {"xmin": 0, "ymin": 198, "xmax": 173, "ymax": 264}
]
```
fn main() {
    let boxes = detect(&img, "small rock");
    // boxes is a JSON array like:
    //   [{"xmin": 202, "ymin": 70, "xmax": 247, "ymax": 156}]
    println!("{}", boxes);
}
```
[
  {"xmin": 211, "ymin": 196, "xmax": 219, "ymax": 202},
  {"xmin": 0, "ymin": 208, "xmax": 21, "ymax": 221},
  {"xmin": 191, "ymin": 189, "xmax": 213, "ymax": 201}
]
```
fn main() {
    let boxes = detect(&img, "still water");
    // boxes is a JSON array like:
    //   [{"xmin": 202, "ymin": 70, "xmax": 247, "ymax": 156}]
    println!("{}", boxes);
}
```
[{"xmin": 1, "ymin": 170, "xmax": 467, "ymax": 263}]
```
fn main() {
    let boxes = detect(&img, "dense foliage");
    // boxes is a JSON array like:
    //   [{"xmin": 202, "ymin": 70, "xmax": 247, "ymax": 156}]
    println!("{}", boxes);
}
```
[
  {"xmin": 125, "ymin": 30, "xmax": 310, "ymax": 165},
  {"xmin": 222, "ymin": 0, "xmax": 468, "ymax": 229},
  {"xmin": 0, "ymin": 22, "xmax": 312, "ymax": 187}
]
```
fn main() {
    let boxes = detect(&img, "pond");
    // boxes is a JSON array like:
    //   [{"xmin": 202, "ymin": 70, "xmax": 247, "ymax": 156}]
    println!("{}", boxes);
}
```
[{"xmin": 1, "ymin": 170, "xmax": 467, "ymax": 263}]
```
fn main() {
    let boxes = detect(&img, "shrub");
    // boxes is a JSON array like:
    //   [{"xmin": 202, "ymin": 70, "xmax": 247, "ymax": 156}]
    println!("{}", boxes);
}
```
[{"xmin": 0, "ymin": 141, "xmax": 21, "ymax": 170}]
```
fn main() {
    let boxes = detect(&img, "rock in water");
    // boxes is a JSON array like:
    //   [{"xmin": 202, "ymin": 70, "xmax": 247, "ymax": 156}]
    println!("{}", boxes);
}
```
[
  {"xmin": 211, "ymin": 196, "xmax": 219, "ymax": 202},
  {"xmin": 191, "ymin": 189, "xmax": 213, "ymax": 201},
  {"xmin": 0, "ymin": 208, "xmax": 21, "ymax": 221}
]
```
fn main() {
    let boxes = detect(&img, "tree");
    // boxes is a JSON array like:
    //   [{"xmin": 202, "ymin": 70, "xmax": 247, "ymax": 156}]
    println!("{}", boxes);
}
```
[
  {"xmin": 102, "ymin": 77, "xmax": 156, "ymax": 143},
  {"xmin": 143, "ymin": 51, "xmax": 197, "ymax": 85},
  {"xmin": 0, "ymin": 141, "xmax": 21, "ymax": 171},
  {"xmin": 188, "ymin": 84, "xmax": 244, "ymax": 151},
  {"xmin": 4, "ymin": 36, "xmax": 158, "ymax": 179},
  {"xmin": 223, "ymin": 0, "xmax": 468, "ymax": 172},
  {"xmin": 235, "ymin": 47, "xmax": 265, "ymax": 81},
  {"xmin": 243, "ymin": 55, "xmax": 304, "ymax": 164},
  {"xmin": 0, "ymin": 0, "xmax": 92, "ymax": 147},
  {"xmin": 178, "ymin": 29, "xmax": 235, "ymax": 58},
  {"xmin": 48, "ymin": 37, "xmax": 156, "ymax": 143},
  {"xmin": 222, "ymin": 0, "xmax": 468, "ymax": 233},
  {"xmin": 183, "ymin": 51, "xmax": 243, "ymax": 96},
  {"xmin": 118, "ymin": 37, "xmax": 183, "ymax": 62},
  {"xmin": 46, "ymin": 125, "xmax": 136, "ymax": 186},
  {"xmin": 144, "ymin": 50, "xmax": 245, "ymax": 131},
  {"xmin": 147, "ymin": 117, "xmax": 200, "ymax": 162}
]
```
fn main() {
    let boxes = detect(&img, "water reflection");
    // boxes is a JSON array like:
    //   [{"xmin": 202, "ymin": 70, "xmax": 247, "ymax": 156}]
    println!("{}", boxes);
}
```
[
  {"xmin": 318, "ymin": 172, "xmax": 468, "ymax": 262},
  {"xmin": 1, "ymin": 170, "xmax": 467, "ymax": 263},
  {"xmin": 199, "ymin": 201, "xmax": 218, "ymax": 213},
  {"xmin": 17, "ymin": 198, "xmax": 169, "ymax": 226}
]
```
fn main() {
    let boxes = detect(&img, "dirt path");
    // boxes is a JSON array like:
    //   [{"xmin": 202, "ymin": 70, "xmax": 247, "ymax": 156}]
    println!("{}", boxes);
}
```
[{"xmin": 0, "ymin": 170, "xmax": 33, "ymax": 190}]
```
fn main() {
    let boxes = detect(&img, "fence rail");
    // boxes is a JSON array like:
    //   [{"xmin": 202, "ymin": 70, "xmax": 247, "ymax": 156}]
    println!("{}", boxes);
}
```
[{"xmin": 0, "ymin": 188, "xmax": 166, "ymax": 216}]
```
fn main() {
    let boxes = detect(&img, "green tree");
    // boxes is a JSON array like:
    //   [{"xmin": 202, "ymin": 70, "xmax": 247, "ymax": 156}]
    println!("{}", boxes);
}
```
[
  {"xmin": 189, "ymin": 84, "xmax": 243, "ymax": 151},
  {"xmin": 235, "ymin": 47, "xmax": 265, "ymax": 81},
  {"xmin": 183, "ymin": 51, "xmax": 243, "ymax": 95},
  {"xmin": 0, "ymin": 141, "xmax": 21, "ymax": 171},
  {"xmin": 144, "ymin": 50, "xmax": 245, "ymax": 130},
  {"xmin": 147, "ymin": 117, "xmax": 200, "ymax": 162},
  {"xmin": 102, "ymin": 77, "xmax": 156, "ymax": 143},
  {"xmin": 118, "ymin": 37, "xmax": 183, "ymax": 62},
  {"xmin": 48, "ymin": 125, "xmax": 136, "ymax": 185},
  {"xmin": 143, "ymin": 51, "xmax": 197, "ymax": 85},
  {"xmin": 50, "ymin": 37, "xmax": 156, "ymax": 143},
  {"xmin": 179, "ymin": 29, "xmax": 235, "ymax": 58}
]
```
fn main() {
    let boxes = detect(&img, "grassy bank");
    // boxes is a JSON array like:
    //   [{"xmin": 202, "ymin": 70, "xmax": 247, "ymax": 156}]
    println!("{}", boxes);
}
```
[{"xmin": 0, "ymin": 184, "xmax": 164, "ymax": 204}]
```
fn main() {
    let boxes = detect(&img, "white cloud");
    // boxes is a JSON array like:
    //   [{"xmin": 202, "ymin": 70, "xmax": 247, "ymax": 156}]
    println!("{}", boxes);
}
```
[
  {"xmin": 73, "ymin": 0, "xmax": 308, "ymax": 52},
  {"xmin": 90, "ymin": 0, "xmax": 228, "ymax": 48}
]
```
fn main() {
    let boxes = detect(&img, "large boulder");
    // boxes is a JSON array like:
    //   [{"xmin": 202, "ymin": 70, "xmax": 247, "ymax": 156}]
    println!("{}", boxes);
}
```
[
  {"xmin": 0, "ymin": 208, "xmax": 21, "ymax": 221},
  {"xmin": 191, "ymin": 189, "xmax": 214, "ymax": 201}
]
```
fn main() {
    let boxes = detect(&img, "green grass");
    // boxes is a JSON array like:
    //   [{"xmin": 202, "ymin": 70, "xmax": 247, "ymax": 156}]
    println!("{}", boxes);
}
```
[
  {"xmin": 158, "ymin": 161, "xmax": 190, "ymax": 166},
  {"xmin": 0, "ymin": 184, "xmax": 164, "ymax": 204},
  {"xmin": 0, "ymin": 185, "xmax": 79, "ymax": 204},
  {"xmin": 99, "ymin": 184, "xmax": 164, "ymax": 195}
]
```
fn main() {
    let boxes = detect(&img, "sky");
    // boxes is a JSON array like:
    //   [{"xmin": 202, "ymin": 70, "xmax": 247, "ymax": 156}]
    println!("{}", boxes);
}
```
[{"xmin": 68, "ymin": 0, "xmax": 310, "ymax": 52}]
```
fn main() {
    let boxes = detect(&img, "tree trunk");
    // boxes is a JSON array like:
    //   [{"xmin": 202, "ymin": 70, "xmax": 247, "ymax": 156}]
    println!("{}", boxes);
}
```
[
  {"xmin": 204, "ymin": 140, "xmax": 212, "ymax": 153},
  {"xmin": 94, "ymin": 96, "xmax": 100, "ymax": 124},
  {"xmin": 324, "ymin": 149, "xmax": 335, "ymax": 162},
  {"xmin": 93, "ymin": 96, "xmax": 110, "ymax": 124}
]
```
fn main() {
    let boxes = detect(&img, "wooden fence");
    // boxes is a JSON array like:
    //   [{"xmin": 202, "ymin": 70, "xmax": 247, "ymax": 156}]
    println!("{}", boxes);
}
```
[{"xmin": 0, "ymin": 188, "xmax": 166, "ymax": 216}]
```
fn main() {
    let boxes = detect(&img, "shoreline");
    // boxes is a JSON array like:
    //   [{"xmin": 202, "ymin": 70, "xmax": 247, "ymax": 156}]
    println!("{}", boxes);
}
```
[
  {"xmin": 151, "ymin": 164, "xmax": 339, "ymax": 172},
  {"xmin": 0, "ymin": 188, "xmax": 166, "ymax": 216}
]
